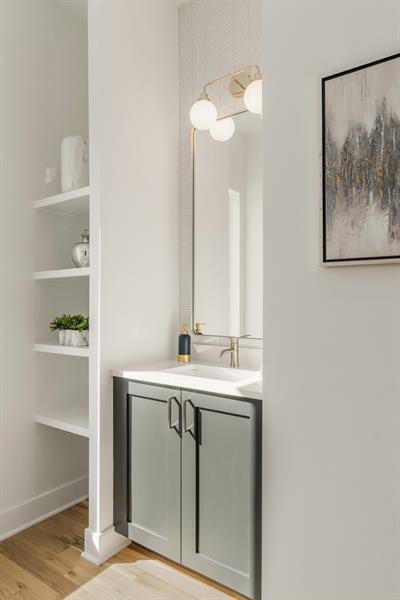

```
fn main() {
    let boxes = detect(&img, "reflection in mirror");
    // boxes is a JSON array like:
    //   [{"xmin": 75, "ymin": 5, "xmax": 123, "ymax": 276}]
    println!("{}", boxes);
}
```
[{"xmin": 193, "ymin": 111, "xmax": 262, "ymax": 339}]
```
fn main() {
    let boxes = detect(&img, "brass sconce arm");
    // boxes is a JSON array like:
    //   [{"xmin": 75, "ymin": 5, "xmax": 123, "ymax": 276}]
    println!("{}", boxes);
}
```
[{"xmin": 201, "ymin": 64, "xmax": 262, "ymax": 99}]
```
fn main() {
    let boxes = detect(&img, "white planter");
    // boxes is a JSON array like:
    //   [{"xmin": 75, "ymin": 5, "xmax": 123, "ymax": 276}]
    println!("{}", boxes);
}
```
[{"xmin": 58, "ymin": 330, "xmax": 89, "ymax": 347}]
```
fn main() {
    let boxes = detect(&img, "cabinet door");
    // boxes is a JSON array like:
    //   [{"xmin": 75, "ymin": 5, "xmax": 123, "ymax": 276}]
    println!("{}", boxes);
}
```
[
  {"xmin": 181, "ymin": 391, "xmax": 258, "ymax": 598},
  {"xmin": 128, "ymin": 383, "xmax": 181, "ymax": 562}
]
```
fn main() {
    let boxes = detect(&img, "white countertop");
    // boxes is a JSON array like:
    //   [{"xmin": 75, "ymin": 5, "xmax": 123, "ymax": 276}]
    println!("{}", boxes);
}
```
[{"xmin": 112, "ymin": 360, "xmax": 263, "ymax": 401}]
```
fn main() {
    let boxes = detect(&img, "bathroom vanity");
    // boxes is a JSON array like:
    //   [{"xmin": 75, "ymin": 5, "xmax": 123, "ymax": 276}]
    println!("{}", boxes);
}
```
[
  {"xmin": 113, "ymin": 102, "xmax": 263, "ymax": 599},
  {"xmin": 113, "ymin": 362, "xmax": 262, "ymax": 599}
]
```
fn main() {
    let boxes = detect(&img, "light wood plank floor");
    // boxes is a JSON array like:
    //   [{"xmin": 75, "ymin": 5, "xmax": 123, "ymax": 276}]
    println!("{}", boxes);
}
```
[{"xmin": 0, "ymin": 502, "xmax": 245, "ymax": 599}]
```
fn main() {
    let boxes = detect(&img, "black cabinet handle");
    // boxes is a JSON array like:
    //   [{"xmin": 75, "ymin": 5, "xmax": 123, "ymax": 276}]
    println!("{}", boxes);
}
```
[
  {"xmin": 183, "ymin": 399, "xmax": 196, "ymax": 435},
  {"xmin": 167, "ymin": 396, "xmax": 180, "ymax": 433}
]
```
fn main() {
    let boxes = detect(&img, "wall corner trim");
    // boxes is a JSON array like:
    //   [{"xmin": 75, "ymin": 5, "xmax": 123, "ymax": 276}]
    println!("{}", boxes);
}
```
[
  {"xmin": 82, "ymin": 526, "xmax": 130, "ymax": 565},
  {"xmin": 0, "ymin": 475, "xmax": 88, "ymax": 541}
]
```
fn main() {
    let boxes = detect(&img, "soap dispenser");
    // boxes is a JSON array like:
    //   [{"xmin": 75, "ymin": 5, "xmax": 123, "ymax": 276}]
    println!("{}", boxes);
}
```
[{"xmin": 178, "ymin": 324, "xmax": 191, "ymax": 363}]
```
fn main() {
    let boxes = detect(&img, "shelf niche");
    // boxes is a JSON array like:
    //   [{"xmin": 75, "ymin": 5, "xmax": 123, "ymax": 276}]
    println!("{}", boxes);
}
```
[{"xmin": 35, "ymin": 403, "xmax": 89, "ymax": 438}]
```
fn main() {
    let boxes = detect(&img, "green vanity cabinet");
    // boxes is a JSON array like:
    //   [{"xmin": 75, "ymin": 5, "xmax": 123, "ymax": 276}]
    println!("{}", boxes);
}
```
[{"xmin": 113, "ymin": 377, "xmax": 262, "ymax": 599}]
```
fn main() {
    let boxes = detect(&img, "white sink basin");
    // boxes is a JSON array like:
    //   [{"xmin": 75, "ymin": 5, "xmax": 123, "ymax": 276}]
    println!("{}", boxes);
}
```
[
  {"xmin": 114, "ymin": 361, "xmax": 263, "ymax": 400},
  {"xmin": 165, "ymin": 363, "xmax": 258, "ymax": 383}
]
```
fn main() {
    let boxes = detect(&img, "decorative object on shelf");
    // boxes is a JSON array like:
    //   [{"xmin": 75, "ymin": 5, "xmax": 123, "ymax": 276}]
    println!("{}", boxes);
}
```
[
  {"xmin": 177, "ymin": 323, "xmax": 191, "ymax": 363},
  {"xmin": 50, "ymin": 314, "xmax": 89, "ymax": 347},
  {"xmin": 189, "ymin": 65, "xmax": 262, "ymax": 142},
  {"xmin": 72, "ymin": 229, "xmax": 90, "ymax": 267},
  {"xmin": 61, "ymin": 135, "xmax": 89, "ymax": 192},
  {"xmin": 44, "ymin": 166, "xmax": 58, "ymax": 184},
  {"xmin": 322, "ymin": 52, "xmax": 400, "ymax": 264}
]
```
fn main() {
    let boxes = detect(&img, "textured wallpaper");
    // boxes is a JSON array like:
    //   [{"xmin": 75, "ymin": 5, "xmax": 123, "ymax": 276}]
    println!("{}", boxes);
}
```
[{"xmin": 179, "ymin": 0, "xmax": 262, "ymax": 337}]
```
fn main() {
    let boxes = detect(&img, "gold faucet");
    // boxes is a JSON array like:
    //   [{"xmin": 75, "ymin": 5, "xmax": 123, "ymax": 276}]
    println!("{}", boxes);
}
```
[
  {"xmin": 220, "ymin": 337, "xmax": 239, "ymax": 368},
  {"xmin": 194, "ymin": 322, "xmax": 206, "ymax": 335},
  {"xmin": 220, "ymin": 335, "xmax": 250, "ymax": 368}
]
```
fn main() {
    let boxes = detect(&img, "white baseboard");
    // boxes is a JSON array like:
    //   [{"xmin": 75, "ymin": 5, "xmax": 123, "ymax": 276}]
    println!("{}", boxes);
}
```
[
  {"xmin": 0, "ymin": 475, "xmax": 88, "ymax": 541},
  {"xmin": 82, "ymin": 525, "xmax": 130, "ymax": 565}
]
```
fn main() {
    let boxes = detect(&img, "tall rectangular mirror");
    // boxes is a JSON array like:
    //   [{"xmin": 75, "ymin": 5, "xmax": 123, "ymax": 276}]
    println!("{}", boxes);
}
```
[{"xmin": 193, "ymin": 110, "xmax": 263, "ymax": 339}]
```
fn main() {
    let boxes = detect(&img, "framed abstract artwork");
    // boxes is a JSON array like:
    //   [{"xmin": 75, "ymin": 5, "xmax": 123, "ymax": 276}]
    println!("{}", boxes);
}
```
[{"xmin": 322, "ymin": 53, "xmax": 400, "ymax": 264}]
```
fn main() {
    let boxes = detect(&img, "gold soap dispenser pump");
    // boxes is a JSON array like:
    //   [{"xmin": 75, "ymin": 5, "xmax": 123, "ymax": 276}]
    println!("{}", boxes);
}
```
[{"xmin": 177, "ymin": 324, "xmax": 191, "ymax": 363}]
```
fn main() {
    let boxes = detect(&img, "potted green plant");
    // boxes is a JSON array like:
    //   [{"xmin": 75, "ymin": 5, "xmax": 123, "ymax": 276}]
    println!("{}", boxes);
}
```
[{"xmin": 49, "ymin": 314, "xmax": 89, "ymax": 347}]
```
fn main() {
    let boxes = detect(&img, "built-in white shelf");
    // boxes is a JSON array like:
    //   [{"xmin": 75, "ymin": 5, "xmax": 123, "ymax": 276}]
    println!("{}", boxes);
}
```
[
  {"xmin": 34, "ymin": 402, "xmax": 89, "ymax": 438},
  {"xmin": 34, "ymin": 186, "xmax": 90, "ymax": 216},
  {"xmin": 34, "ymin": 343, "xmax": 90, "ymax": 357},
  {"xmin": 34, "ymin": 185, "xmax": 90, "ymax": 439},
  {"xmin": 34, "ymin": 267, "xmax": 90, "ymax": 280}
]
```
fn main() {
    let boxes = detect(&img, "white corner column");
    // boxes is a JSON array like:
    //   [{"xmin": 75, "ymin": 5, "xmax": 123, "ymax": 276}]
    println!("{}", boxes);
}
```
[
  {"xmin": 82, "ymin": 526, "xmax": 129, "ymax": 566},
  {"xmin": 84, "ymin": 0, "xmax": 179, "ymax": 564}
]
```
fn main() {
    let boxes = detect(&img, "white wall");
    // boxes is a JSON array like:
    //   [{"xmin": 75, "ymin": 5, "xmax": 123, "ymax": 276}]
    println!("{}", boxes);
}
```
[
  {"xmin": 0, "ymin": 0, "xmax": 89, "ymax": 540},
  {"xmin": 86, "ymin": 0, "xmax": 179, "ymax": 560},
  {"xmin": 262, "ymin": 1, "xmax": 400, "ymax": 597}
]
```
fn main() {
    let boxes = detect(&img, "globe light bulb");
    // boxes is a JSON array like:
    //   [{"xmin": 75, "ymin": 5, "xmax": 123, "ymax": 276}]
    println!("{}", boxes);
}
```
[
  {"xmin": 209, "ymin": 117, "xmax": 235, "ymax": 142},
  {"xmin": 244, "ymin": 78, "xmax": 262, "ymax": 115},
  {"xmin": 190, "ymin": 97, "xmax": 217, "ymax": 130}
]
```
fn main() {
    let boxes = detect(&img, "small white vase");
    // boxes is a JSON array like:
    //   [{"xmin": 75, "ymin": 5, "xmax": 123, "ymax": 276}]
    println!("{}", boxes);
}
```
[
  {"xmin": 61, "ymin": 136, "xmax": 89, "ymax": 192},
  {"xmin": 72, "ymin": 229, "xmax": 90, "ymax": 268},
  {"xmin": 58, "ymin": 330, "xmax": 89, "ymax": 347}
]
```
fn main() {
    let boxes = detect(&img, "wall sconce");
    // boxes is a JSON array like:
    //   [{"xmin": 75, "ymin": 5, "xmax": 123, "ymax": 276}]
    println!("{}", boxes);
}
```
[
  {"xmin": 189, "ymin": 93, "xmax": 217, "ymax": 131},
  {"xmin": 244, "ymin": 74, "xmax": 262, "ymax": 114},
  {"xmin": 190, "ymin": 65, "xmax": 262, "ymax": 141},
  {"xmin": 209, "ymin": 117, "xmax": 235, "ymax": 142}
]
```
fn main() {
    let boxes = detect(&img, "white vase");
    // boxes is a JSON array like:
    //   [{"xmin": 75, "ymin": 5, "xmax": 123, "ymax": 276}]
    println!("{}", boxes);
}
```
[
  {"xmin": 58, "ymin": 330, "xmax": 89, "ymax": 347},
  {"xmin": 61, "ymin": 136, "xmax": 89, "ymax": 192},
  {"xmin": 72, "ymin": 229, "xmax": 90, "ymax": 268}
]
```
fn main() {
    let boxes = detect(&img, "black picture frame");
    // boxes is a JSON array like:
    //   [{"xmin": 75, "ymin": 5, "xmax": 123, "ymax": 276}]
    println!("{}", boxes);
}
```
[{"xmin": 322, "ymin": 52, "xmax": 400, "ymax": 265}]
